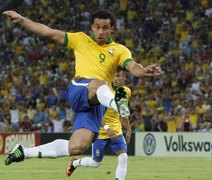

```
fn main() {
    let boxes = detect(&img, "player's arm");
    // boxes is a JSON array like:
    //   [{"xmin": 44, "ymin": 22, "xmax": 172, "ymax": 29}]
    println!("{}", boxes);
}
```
[
  {"xmin": 121, "ymin": 117, "xmax": 132, "ymax": 144},
  {"xmin": 3, "ymin": 10, "xmax": 65, "ymax": 44},
  {"xmin": 101, "ymin": 121, "xmax": 117, "ymax": 140},
  {"xmin": 125, "ymin": 61, "xmax": 161, "ymax": 77}
]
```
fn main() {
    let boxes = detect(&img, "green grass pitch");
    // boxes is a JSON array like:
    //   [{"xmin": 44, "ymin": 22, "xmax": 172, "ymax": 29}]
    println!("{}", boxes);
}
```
[{"xmin": 1, "ymin": 155, "xmax": 212, "ymax": 180}]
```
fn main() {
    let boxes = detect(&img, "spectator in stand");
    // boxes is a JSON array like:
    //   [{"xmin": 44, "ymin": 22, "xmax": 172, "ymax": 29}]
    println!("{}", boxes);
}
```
[
  {"xmin": 1, "ymin": 106, "xmax": 11, "ymax": 132},
  {"xmin": 49, "ymin": 105, "xmax": 58, "ymax": 118},
  {"xmin": 188, "ymin": 108, "xmax": 199, "ymax": 131},
  {"xmin": 141, "ymin": 105, "xmax": 154, "ymax": 131},
  {"xmin": 19, "ymin": 115, "xmax": 33, "ymax": 132},
  {"xmin": 199, "ymin": 122, "xmax": 212, "ymax": 132},
  {"xmin": 25, "ymin": 92, "xmax": 37, "ymax": 109},
  {"xmin": 18, "ymin": 104, "xmax": 28, "ymax": 121},
  {"xmin": 57, "ymin": 103, "xmax": 66, "ymax": 118},
  {"xmin": 9, "ymin": 103, "xmax": 20, "ymax": 132},
  {"xmin": 165, "ymin": 111, "xmax": 177, "ymax": 132},
  {"xmin": 65, "ymin": 103, "xmax": 75, "ymax": 123},
  {"xmin": 0, "ymin": 118, "xmax": 6, "ymax": 132},
  {"xmin": 178, "ymin": 113, "xmax": 194, "ymax": 132},
  {"xmin": 33, "ymin": 108, "xmax": 47, "ymax": 127},
  {"xmin": 27, "ymin": 105, "xmax": 37, "ymax": 121},
  {"xmin": 50, "ymin": 114, "xmax": 65, "ymax": 133},
  {"xmin": 46, "ymin": 90, "xmax": 58, "ymax": 106},
  {"xmin": 153, "ymin": 112, "xmax": 167, "ymax": 132}
]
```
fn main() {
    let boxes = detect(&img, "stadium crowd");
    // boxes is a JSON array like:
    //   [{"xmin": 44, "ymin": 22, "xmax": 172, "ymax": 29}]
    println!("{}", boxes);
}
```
[{"xmin": 0, "ymin": 0, "xmax": 211, "ymax": 133}]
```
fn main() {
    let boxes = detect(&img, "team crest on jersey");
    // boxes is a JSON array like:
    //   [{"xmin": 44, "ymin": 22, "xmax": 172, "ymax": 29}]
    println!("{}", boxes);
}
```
[{"xmin": 108, "ymin": 48, "xmax": 115, "ymax": 56}]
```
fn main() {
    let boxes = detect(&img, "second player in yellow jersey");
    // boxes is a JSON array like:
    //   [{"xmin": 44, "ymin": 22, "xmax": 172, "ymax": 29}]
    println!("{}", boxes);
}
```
[{"xmin": 98, "ymin": 84, "xmax": 131, "ymax": 139}]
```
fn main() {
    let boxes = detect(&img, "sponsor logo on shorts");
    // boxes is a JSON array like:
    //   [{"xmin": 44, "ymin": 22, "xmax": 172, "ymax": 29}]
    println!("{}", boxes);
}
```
[{"xmin": 96, "ymin": 149, "xmax": 100, "ymax": 156}]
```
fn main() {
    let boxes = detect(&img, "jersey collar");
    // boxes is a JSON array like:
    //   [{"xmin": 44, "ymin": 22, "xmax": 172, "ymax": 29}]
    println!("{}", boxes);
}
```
[
  {"xmin": 111, "ymin": 83, "xmax": 116, "ymax": 91},
  {"xmin": 90, "ymin": 34, "xmax": 113, "ymax": 44}
]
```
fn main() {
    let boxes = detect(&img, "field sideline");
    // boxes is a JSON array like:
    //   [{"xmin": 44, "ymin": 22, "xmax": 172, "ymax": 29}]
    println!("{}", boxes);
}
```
[{"xmin": 1, "ymin": 155, "xmax": 211, "ymax": 180}]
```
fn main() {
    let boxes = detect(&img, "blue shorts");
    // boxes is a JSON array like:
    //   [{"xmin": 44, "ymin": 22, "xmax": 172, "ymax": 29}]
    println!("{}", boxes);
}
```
[
  {"xmin": 67, "ymin": 79, "xmax": 106, "ymax": 134},
  {"xmin": 92, "ymin": 134, "xmax": 127, "ymax": 161}
]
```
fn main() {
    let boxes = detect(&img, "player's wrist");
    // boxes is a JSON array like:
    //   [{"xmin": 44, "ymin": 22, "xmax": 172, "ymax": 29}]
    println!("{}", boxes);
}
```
[
  {"xmin": 103, "ymin": 125, "xmax": 110, "ymax": 131},
  {"xmin": 18, "ymin": 16, "xmax": 25, "ymax": 24}
]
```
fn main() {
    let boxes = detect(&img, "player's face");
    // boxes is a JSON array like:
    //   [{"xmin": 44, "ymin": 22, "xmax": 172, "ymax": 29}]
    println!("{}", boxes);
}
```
[
  {"xmin": 91, "ymin": 18, "xmax": 114, "ymax": 45},
  {"xmin": 113, "ymin": 71, "xmax": 126, "ymax": 88}
]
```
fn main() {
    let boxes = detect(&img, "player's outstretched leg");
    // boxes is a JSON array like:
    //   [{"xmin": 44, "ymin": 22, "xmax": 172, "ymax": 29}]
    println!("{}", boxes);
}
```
[
  {"xmin": 5, "ymin": 144, "xmax": 25, "ymax": 165},
  {"xmin": 65, "ymin": 157, "xmax": 78, "ymax": 177},
  {"xmin": 115, "ymin": 86, "xmax": 130, "ymax": 118}
]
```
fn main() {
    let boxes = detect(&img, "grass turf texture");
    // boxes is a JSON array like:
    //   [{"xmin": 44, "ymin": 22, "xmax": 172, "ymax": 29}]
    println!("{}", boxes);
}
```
[{"xmin": 1, "ymin": 155, "xmax": 212, "ymax": 180}]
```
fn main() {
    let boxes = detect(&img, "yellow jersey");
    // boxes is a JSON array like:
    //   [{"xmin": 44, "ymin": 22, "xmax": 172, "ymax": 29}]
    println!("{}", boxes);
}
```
[
  {"xmin": 167, "ymin": 119, "xmax": 177, "ymax": 132},
  {"xmin": 64, "ymin": 32, "xmax": 133, "ymax": 84},
  {"xmin": 98, "ymin": 85, "xmax": 131, "ymax": 139}
]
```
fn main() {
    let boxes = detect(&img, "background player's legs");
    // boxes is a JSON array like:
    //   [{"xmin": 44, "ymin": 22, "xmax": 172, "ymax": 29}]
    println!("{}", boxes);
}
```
[
  {"xmin": 115, "ymin": 151, "xmax": 128, "ymax": 180},
  {"xmin": 24, "ymin": 139, "xmax": 69, "ymax": 158},
  {"xmin": 73, "ymin": 157, "xmax": 101, "ymax": 168}
]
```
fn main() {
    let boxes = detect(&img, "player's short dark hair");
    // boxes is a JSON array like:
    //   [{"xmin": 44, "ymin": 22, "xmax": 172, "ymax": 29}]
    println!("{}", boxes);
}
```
[
  {"xmin": 116, "ymin": 66, "xmax": 124, "ymax": 72},
  {"xmin": 90, "ymin": 9, "xmax": 115, "ymax": 27},
  {"xmin": 116, "ymin": 67, "xmax": 127, "ymax": 76}
]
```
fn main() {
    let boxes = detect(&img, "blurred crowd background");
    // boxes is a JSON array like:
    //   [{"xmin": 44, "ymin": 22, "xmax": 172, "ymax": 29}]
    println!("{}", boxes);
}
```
[{"xmin": 0, "ymin": 0, "xmax": 211, "ymax": 133}]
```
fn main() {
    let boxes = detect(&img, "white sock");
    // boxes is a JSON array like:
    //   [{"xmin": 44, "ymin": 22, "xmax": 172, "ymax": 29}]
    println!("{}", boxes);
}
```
[
  {"xmin": 73, "ymin": 157, "xmax": 101, "ymax": 168},
  {"xmin": 96, "ymin": 84, "xmax": 118, "ymax": 112},
  {"xmin": 116, "ymin": 153, "xmax": 128, "ymax": 180},
  {"xmin": 24, "ymin": 139, "xmax": 69, "ymax": 158}
]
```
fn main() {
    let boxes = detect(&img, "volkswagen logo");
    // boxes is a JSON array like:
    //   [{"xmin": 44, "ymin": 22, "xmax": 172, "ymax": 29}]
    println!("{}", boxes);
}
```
[{"xmin": 143, "ymin": 133, "xmax": 156, "ymax": 155}]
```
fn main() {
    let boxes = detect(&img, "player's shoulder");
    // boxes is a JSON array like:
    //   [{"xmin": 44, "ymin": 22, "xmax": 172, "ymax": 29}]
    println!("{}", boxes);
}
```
[
  {"xmin": 65, "ymin": 32, "xmax": 90, "ymax": 48},
  {"xmin": 111, "ymin": 42, "xmax": 132, "ymax": 57},
  {"xmin": 112, "ymin": 41, "xmax": 129, "ymax": 49},
  {"xmin": 123, "ymin": 86, "xmax": 131, "ymax": 96},
  {"xmin": 123, "ymin": 85, "xmax": 131, "ymax": 92},
  {"xmin": 66, "ymin": 31, "xmax": 87, "ymax": 37}
]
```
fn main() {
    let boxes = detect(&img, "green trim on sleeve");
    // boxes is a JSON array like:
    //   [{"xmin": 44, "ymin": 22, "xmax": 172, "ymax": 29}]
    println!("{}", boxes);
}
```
[
  {"xmin": 63, "ymin": 32, "xmax": 68, "ymax": 47},
  {"xmin": 121, "ymin": 58, "xmax": 133, "ymax": 70}
]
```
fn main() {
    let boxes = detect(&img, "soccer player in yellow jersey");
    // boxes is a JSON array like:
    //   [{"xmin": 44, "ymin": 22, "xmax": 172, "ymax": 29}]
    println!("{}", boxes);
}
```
[
  {"xmin": 3, "ymin": 9, "xmax": 161, "ymax": 175},
  {"xmin": 70, "ymin": 67, "xmax": 132, "ymax": 180}
]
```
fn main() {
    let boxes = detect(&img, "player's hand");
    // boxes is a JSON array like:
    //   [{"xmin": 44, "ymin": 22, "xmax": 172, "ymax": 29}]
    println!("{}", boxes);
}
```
[
  {"xmin": 143, "ymin": 64, "xmax": 161, "ymax": 76},
  {"xmin": 125, "ymin": 129, "xmax": 132, "ymax": 144},
  {"xmin": 3, "ymin": 10, "xmax": 23, "ymax": 23},
  {"xmin": 106, "ymin": 128, "xmax": 118, "ymax": 140}
]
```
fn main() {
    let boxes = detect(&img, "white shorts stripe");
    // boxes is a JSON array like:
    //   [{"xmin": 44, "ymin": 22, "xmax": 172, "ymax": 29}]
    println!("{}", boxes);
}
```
[{"xmin": 72, "ymin": 80, "xmax": 89, "ymax": 86}]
